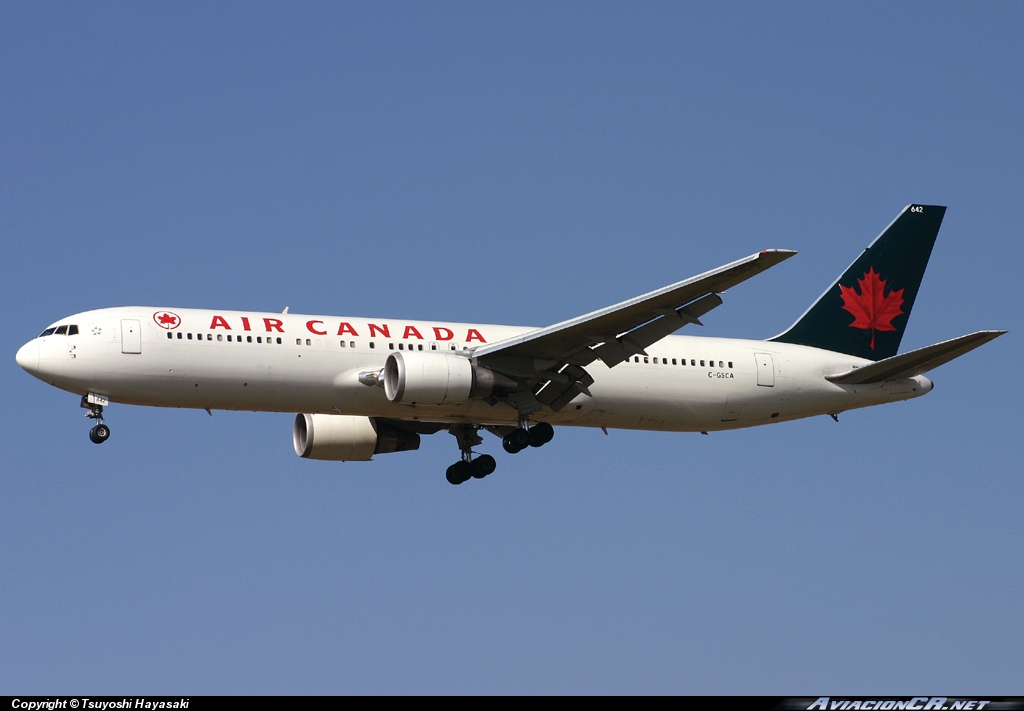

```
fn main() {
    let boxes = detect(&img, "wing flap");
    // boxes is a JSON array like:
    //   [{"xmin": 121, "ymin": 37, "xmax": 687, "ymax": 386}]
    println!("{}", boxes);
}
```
[{"xmin": 825, "ymin": 330, "xmax": 1006, "ymax": 385}]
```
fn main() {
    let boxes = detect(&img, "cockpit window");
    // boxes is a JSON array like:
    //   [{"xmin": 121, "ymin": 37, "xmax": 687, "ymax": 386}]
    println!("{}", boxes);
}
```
[{"xmin": 38, "ymin": 324, "xmax": 79, "ymax": 337}]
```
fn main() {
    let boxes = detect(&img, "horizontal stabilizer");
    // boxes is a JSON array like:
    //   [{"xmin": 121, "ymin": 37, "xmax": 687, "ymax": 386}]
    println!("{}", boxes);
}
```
[{"xmin": 825, "ymin": 330, "xmax": 1006, "ymax": 385}]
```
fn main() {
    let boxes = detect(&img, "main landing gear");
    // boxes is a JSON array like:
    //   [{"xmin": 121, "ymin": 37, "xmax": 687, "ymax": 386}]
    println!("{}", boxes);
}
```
[
  {"xmin": 446, "ymin": 425, "xmax": 496, "ymax": 485},
  {"xmin": 445, "ymin": 454, "xmax": 497, "ymax": 485},
  {"xmin": 445, "ymin": 421, "xmax": 556, "ymax": 485},
  {"xmin": 81, "ymin": 393, "xmax": 111, "ymax": 444},
  {"xmin": 502, "ymin": 421, "xmax": 554, "ymax": 454}
]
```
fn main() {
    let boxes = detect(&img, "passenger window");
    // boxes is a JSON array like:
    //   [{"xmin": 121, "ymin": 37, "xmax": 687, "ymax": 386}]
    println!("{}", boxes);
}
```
[
  {"xmin": 634, "ymin": 356, "xmax": 639, "ymax": 363},
  {"xmin": 728, "ymin": 361, "xmax": 733, "ymax": 368},
  {"xmin": 389, "ymin": 343, "xmax": 395, "ymax": 350},
  {"xmin": 247, "ymin": 336, "xmax": 252, "ymax": 343},
  {"xmin": 370, "ymin": 342, "xmax": 375, "ymax": 349},
  {"xmin": 672, "ymin": 359, "xmax": 677, "ymax": 365},
  {"xmin": 167, "ymin": 332, "xmax": 173, "ymax": 340},
  {"xmin": 700, "ymin": 360, "xmax": 704, "ymax": 366},
  {"xmin": 305, "ymin": 338, "xmax": 311, "ymax": 346},
  {"xmin": 690, "ymin": 359, "xmax": 695, "ymax": 366},
  {"xmin": 418, "ymin": 344, "xmax": 423, "ymax": 351},
  {"xmin": 719, "ymin": 361, "xmax": 723, "ymax": 368},
  {"xmin": 207, "ymin": 334, "xmax": 212, "ymax": 341},
  {"xmin": 340, "ymin": 340, "xmax": 346, "ymax": 348},
  {"xmin": 643, "ymin": 357, "xmax": 649, "ymax": 364},
  {"xmin": 187, "ymin": 333, "xmax": 193, "ymax": 340},
  {"xmin": 276, "ymin": 338, "xmax": 282, "ymax": 344},
  {"xmin": 653, "ymin": 357, "xmax": 658, "ymax": 364},
  {"xmin": 257, "ymin": 337, "xmax": 263, "ymax": 343},
  {"xmin": 217, "ymin": 334, "xmax": 223, "ymax": 341},
  {"xmin": 177, "ymin": 333, "xmax": 183, "ymax": 339},
  {"xmin": 430, "ymin": 344, "xmax": 438, "ymax": 351},
  {"xmin": 350, "ymin": 341, "xmax": 355, "ymax": 348}
]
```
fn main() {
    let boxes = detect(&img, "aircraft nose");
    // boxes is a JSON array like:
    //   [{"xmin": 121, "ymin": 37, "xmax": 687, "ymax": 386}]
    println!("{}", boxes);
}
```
[{"xmin": 16, "ymin": 340, "xmax": 40, "ymax": 374}]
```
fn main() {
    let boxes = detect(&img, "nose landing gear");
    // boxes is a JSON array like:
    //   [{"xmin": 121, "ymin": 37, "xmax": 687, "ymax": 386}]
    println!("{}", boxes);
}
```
[{"xmin": 81, "ymin": 393, "xmax": 111, "ymax": 444}]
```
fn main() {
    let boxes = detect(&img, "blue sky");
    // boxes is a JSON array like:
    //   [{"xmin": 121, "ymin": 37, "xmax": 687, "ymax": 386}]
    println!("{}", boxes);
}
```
[{"xmin": 2, "ymin": 2, "xmax": 1021, "ymax": 694}]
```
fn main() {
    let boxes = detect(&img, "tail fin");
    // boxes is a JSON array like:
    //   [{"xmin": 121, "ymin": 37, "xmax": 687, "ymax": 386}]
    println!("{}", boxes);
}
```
[{"xmin": 770, "ymin": 204, "xmax": 946, "ymax": 361}]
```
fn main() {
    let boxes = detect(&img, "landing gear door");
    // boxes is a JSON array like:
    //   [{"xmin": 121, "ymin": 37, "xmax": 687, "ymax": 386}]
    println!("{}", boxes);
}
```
[
  {"xmin": 121, "ymin": 319, "xmax": 142, "ymax": 354},
  {"xmin": 755, "ymin": 352, "xmax": 774, "ymax": 387}
]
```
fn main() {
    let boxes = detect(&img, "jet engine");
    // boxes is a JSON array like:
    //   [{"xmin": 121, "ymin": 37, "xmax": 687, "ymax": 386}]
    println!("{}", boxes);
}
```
[
  {"xmin": 383, "ymin": 351, "xmax": 516, "ymax": 405},
  {"xmin": 293, "ymin": 413, "xmax": 420, "ymax": 461}
]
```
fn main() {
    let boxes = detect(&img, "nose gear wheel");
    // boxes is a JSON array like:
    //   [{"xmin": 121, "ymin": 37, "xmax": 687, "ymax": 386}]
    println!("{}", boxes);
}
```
[{"xmin": 81, "ymin": 395, "xmax": 111, "ymax": 444}]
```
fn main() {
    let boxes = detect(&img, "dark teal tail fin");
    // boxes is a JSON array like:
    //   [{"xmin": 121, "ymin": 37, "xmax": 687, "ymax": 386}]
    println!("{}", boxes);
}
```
[{"xmin": 770, "ymin": 204, "xmax": 946, "ymax": 361}]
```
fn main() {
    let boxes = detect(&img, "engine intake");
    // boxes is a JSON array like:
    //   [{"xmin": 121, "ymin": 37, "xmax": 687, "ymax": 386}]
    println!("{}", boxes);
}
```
[
  {"xmin": 383, "ymin": 351, "xmax": 516, "ymax": 405},
  {"xmin": 293, "ymin": 414, "xmax": 420, "ymax": 461}
]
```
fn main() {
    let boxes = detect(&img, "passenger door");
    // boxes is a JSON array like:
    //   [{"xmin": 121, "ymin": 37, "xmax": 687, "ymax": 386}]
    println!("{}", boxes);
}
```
[{"xmin": 121, "ymin": 319, "xmax": 142, "ymax": 354}]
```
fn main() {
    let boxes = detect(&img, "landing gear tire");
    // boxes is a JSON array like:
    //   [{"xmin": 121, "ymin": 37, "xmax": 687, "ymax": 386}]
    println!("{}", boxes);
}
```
[
  {"xmin": 446, "ymin": 460, "xmax": 473, "ymax": 485},
  {"xmin": 470, "ymin": 454, "xmax": 496, "ymax": 479},
  {"xmin": 89, "ymin": 424, "xmax": 110, "ymax": 444},
  {"xmin": 502, "ymin": 428, "xmax": 531, "ymax": 454},
  {"xmin": 529, "ymin": 422, "xmax": 554, "ymax": 447}
]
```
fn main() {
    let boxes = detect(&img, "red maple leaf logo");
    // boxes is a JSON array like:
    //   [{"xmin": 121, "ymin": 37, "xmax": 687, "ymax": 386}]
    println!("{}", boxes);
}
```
[{"xmin": 839, "ymin": 267, "xmax": 904, "ymax": 350}]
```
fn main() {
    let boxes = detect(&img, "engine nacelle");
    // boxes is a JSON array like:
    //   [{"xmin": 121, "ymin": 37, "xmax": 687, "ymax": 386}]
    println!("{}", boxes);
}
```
[
  {"xmin": 293, "ymin": 413, "xmax": 420, "ymax": 461},
  {"xmin": 383, "ymin": 351, "xmax": 517, "ymax": 405}
]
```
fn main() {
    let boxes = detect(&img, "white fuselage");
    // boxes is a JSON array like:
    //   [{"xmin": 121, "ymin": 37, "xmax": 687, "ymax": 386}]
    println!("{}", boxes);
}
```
[{"xmin": 16, "ymin": 307, "xmax": 933, "ymax": 432}]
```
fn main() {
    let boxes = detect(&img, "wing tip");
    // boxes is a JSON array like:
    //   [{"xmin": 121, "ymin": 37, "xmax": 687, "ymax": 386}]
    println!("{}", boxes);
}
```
[
  {"xmin": 759, "ymin": 248, "xmax": 798, "ymax": 260},
  {"xmin": 965, "ymin": 329, "xmax": 1008, "ymax": 341}
]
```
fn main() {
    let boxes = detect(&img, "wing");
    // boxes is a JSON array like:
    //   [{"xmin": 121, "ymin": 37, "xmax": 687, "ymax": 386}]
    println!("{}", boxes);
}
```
[{"xmin": 473, "ymin": 249, "xmax": 796, "ymax": 414}]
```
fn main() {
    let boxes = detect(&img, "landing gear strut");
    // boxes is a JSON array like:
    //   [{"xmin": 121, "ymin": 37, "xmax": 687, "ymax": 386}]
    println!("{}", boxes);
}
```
[
  {"xmin": 81, "ymin": 393, "xmax": 111, "ymax": 444},
  {"xmin": 446, "ymin": 425, "xmax": 496, "ymax": 485}
]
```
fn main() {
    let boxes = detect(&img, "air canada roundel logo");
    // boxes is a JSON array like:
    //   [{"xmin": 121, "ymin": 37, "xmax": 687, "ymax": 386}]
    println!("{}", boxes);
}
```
[{"xmin": 153, "ymin": 311, "xmax": 181, "ymax": 330}]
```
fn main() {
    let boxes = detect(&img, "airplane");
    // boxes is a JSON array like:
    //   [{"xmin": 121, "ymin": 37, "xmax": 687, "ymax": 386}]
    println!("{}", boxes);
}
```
[{"xmin": 15, "ymin": 204, "xmax": 1005, "ymax": 485}]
